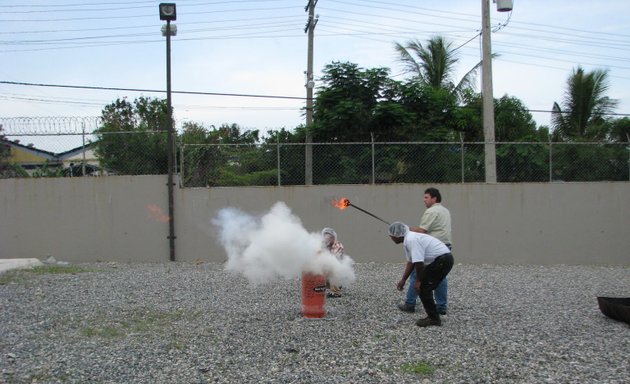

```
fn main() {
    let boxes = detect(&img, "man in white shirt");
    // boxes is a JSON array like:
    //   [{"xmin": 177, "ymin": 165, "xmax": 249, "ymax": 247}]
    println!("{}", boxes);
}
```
[
  {"xmin": 401, "ymin": 187, "xmax": 452, "ymax": 315},
  {"xmin": 389, "ymin": 221, "xmax": 454, "ymax": 327}
]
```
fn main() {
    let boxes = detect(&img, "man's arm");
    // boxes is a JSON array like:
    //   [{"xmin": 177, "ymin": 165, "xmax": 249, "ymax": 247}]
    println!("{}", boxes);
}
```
[
  {"xmin": 396, "ymin": 262, "xmax": 414, "ymax": 291},
  {"xmin": 413, "ymin": 262, "xmax": 425, "ymax": 292},
  {"xmin": 412, "ymin": 209, "xmax": 436, "ymax": 234}
]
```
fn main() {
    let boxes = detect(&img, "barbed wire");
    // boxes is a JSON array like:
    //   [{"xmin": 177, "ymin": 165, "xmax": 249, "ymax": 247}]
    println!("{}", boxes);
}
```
[{"xmin": 0, "ymin": 116, "xmax": 102, "ymax": 134}]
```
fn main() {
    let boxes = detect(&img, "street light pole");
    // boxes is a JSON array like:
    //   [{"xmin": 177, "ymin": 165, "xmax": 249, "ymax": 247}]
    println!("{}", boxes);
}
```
[{"xmin": 160, "ymin": 3, "xmax": 177, "ymax": 261}]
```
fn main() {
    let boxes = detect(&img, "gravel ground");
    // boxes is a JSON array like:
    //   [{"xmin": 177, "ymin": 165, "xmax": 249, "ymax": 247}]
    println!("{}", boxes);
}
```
[{"xmin": 0, "ymin": 262, "xmax": 629, "ymax": 384}]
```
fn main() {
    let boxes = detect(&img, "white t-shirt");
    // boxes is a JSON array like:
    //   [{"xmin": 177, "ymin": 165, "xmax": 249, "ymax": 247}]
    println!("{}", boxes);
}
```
[{"xmin": 403, "ymin": 231, "xmax": 450, "ymax": 265}]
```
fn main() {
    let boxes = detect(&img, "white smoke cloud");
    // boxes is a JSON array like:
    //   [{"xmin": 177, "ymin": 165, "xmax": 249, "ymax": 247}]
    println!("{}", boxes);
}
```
[{"xmin": 213, "ymin": 201, "xmax": 355, "ymax": 286}]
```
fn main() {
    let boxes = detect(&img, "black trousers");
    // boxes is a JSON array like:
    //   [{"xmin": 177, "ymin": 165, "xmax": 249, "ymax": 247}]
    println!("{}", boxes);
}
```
[{"xmin": 418, "ymin": 253, "xmax": 454, "ymax": 319}]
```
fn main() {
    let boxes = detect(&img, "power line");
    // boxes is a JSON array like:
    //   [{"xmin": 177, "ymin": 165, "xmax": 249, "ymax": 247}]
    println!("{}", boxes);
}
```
[
  {"xmin": 0, "ymin": 15, "xmax": 303, "ymax": 36},
  {"xmin": 0, "ymin": 80, "xmax": 307, "ymax": 100},
  {"xmin": 1, "ymin": 0, "xmax": 627, "ymax": 76},
  {"xmin": 0, "ymin": 5, "xmax": 299, "ymax": 23},
  {"xmin": 2, "ymin": 80, "xmax": 628, "ymax": 118}
]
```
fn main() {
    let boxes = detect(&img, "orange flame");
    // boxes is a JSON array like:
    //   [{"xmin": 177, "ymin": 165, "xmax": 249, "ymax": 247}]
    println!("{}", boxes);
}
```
[{"xmin": 331, "ymin": 197, "xmax": 351, "ymax": 210}]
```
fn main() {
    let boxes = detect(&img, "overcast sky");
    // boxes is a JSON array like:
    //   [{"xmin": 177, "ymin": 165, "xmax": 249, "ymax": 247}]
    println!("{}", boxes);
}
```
[{"xmin": 2, "ymin": 0, "xmax": 629, "ymax": 147}]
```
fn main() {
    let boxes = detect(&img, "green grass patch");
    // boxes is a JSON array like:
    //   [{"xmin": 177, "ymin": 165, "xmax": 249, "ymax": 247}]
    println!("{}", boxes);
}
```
[
  {"xmin": 0, "ymin": 271, "xmax": 28, "ymax": 285},
  {"xmin": 401, "ymin": 361, "xmax": 436, "ymax": 375},
  {"xmin": 80, "ymin": 326, "xmax": 126, "ymax": 339},
  {"xmin": 30, "ymin": 265, "xmax": 91, "ymax": 275},
  {"xmin": 0, "ymin": 264, "xmax": 93, "ymax": 285},
  {"xmin": 78, "ymin": 309, "xmax": 188, "ymax": 340}
]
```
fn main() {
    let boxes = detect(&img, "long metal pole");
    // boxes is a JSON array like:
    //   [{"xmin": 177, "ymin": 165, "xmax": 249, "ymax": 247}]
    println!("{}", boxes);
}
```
[
  {"xmin": 348, "ymin": 203, "xmax": 390, "ymax": 226},
  {"xmin": 304, "ymin": 0, "xmax": 315, "ymax": 185},
  {"xmin": 166, "ymin": 20, "xmax": 176, "ymax": 262},
  {"xmin": 481, "ymin": 0, "xmax": 497, "ymax": 183}
]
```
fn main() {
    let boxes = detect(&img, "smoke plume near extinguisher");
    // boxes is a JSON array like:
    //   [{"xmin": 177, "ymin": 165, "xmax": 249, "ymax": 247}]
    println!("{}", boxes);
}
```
[{"xmin": 213, "ymin": 202, "xmax": 355, "ymax": 286}]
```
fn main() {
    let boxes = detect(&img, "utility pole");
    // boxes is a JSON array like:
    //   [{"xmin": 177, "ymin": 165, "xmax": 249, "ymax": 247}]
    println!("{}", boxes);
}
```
[
  {"xmin": 481, "ymin": 0, "xmax": 513, "ymax": 183},
  {"xmin": 481, "ymin": 0, "xmax": 497, "ymax": 183},
  {"xmin": 304, "ymin": 0, "xmax": 317, "ymax": 185}
]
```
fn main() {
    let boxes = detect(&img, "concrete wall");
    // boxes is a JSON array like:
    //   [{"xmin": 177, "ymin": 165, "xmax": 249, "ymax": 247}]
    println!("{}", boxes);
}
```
[{"xmin": 1, "ymin": 176, "xmax": 629, "ymax": 265}]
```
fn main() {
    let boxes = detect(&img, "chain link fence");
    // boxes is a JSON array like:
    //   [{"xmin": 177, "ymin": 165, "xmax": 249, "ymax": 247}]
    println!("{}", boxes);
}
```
[
  {"xmin": 1, "ymin": 117, "xmax": 629, "ymax": 184},
  {"xmin": 180, "ymin": 141, "xmax": 630, "ymax": 186},
  {"xmin": 1, "ymin": 117, "xmax": 168, "ymax": 177}
]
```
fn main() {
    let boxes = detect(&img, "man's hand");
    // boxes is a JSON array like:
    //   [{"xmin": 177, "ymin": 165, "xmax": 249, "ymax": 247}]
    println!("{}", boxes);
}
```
[
  {"xmin": 396, "ymin": 279, "xmax": 405, "ymax": 291},
  {"xmin": 414, "ymin": 280, "xmax": 422, "ymax": 293}
]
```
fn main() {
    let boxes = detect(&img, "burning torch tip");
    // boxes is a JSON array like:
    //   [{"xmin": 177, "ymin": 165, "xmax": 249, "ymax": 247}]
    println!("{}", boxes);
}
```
[{"xmin": 331, "ymin": 197, "xmax": 351, "ymax": 210}]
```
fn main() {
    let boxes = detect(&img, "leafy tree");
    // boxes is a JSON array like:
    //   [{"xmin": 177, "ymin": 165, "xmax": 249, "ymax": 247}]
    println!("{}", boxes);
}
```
[
  {"xmin": 398, "ymin": 82, "xmax": 460, "ymax": 141},
  {"xmin": 31, "ymin": 161, "xmax": 63, "ymax": 178},
  {"xmin": 179, "ymin": 122, "xmax": 278, "ymax": 187},
  {"xmin": 311, "ymin": 61, "xmax": 412, "ymax": 142},
  {"xmin": 0, "ymin": 125, "xmax": 8, "ymax": 160},
  {"xmin": 0, "ymin": 126, "xmax": 29, "ymax": 178},
  {"xmin": 494, "ymin": 95, "xmax": 538, "ymax": 141},
  {"xmin": 605, "ymin": 118, "xmax": 630, "ymax": 179},
  {"xmin": 179, "ymin": 121, "xmax": 223, "ymax": 187},
  {"xmin": 0, "ymin": 125, "xmax": 10, "ymax": 175},
  {"xmin": 453, "ymin": 94, "xmax": 548, "ymax": 181},
  {"xmin": 263, "ymin": 127, "xmax": 305, "ymax": 185},
  {"xmin": 451, "ymin": 93, "xmax": 484, "ymax": 142},
  {"xmin": 94, "ymin": 97, "xmax": 169, "ymax": 175},
  {"xmin": 213, "ymin": 125, "xmax": 278, "ymax": 186},
  {"xmin": 608, "ymin": 117, "xmax": 630, "ymax": 143},
  {"xmin": 394, "ymin": 36, "xmax": 480, "ymax": 103},
  {"xmin": 551, "ymin": 143, "xmax": 627, "ymax": 181},
  {"xmin": 550, "ymin": 67, "xmax": 624, "ymax": 180},
  {"xmin": 551, "ymin": 66, "xmax": 618, "ymax": 141},
  {"xmin": 494, "ymin": 95, "xmax": 546, "ymax": 182}
]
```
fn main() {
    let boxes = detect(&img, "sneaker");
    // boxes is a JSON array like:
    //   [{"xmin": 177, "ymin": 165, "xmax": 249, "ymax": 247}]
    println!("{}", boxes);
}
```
[
  {"xmin": 327, "ymin": 292, "xmax": 342, "ymax": 298},
  {"xmin": 416, "ymin": 316, "xmax": 442, "ymax": 327},
  {"xmin": 397, "ymin": 303, "xmax": 416, "ymax": 313},
  {"xmin": 437, "ymin": 308, "xmax": 447, "ymax": 315}
]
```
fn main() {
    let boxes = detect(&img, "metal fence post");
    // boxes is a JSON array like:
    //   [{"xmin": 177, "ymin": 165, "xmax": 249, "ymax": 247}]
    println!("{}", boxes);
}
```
[
  {"xmin": 179, "ymin": 144, "xmax": 184, "ymax": 187},
  {"xmin": 548, "ymin": 134, "xmax": 553, "ymax": 182},
  {"xmin": 277, "ymin": 135, "xmax": 281, "ymax": 186},
  {"xmin": 81, "ymin": 121, "xmax": 86, "ymax": 176},
  {"xmin": 460, "ymin": 132, "xmax": 465, "ymax": 183},
  {"xmin": 371, "ymin": 133, "xmax": 375, "ymax": 185}
]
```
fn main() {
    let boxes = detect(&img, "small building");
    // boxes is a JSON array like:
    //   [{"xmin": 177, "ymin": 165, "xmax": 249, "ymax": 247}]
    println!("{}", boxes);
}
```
[
  {"xmin": 1, "ymin": 140, "xmax": 107, "ymax": 177},
  {"xmin": 56, "ymin": 143, "xmax": 109, "ymax": 176}
]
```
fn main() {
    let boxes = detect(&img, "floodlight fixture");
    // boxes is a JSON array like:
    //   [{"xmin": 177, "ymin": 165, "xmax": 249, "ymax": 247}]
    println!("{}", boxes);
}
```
[{"xmin": 159, "ymin": 3, "xmax": 177, "ymax": 21}]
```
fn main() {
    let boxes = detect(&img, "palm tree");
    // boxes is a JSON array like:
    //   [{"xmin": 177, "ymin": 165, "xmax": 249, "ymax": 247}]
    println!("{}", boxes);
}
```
[
  {"xmin": 394, "ymin": 36, "xmax": 480, "ymax": 103},
  {"xmin": 551, "ymin": 66, "xmax": 618, "ymax": 141}
]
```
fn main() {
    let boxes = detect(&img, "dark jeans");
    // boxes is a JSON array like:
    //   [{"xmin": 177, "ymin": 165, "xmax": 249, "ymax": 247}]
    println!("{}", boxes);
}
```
[
  {"xmin": 406, "ymin": 244, "xmax": 451, "ymax": 309},
  {"xmin": 418, "ymin": 253, "xmax": 454, "ymax": 319}
]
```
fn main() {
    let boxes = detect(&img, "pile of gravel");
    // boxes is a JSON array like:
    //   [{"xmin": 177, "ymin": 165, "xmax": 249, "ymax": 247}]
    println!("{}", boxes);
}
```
[{"xmin": 1, "ymin": 262, "xmax": 628, "ymax": 383}]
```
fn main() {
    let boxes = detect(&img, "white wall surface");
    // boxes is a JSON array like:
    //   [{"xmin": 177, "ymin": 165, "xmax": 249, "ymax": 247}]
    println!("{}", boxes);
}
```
[{"xmin": 1, "ymin": 177, "xmax": 628, "ymax": 265}]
